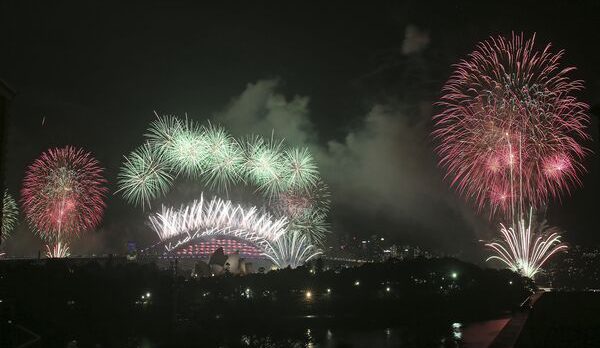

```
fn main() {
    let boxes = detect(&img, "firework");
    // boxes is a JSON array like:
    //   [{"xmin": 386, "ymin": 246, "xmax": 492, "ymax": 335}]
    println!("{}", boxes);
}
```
[
  {"xmin": 128, "ymin": 114, "xmax": 330, "ymax": 201},
  {"xmin": 124, "ymin": 114, "xmax": 332, "ymax": 248},
  {"xmin": 433, "ymin": 33, "xmax": 590, "ymax": 215},
  {"xmin": 45, "ymin": 242, "xmax": 70, "ymax": 258},
  {"xmin": 167, "ymin": 119, "xmax": 208, "ymax": 178},
  {"xmin": 274, "ymin": 179, "xmax": 330, "ymax": 245},
  {"xmin": 245, "ymin": 136, "xmax": 287, "ymax": 197},
  {"xmin": 284, "ymin": 148, "xmax": 319, "ymax": 192},
  {"xmin": 145, "ymin": 114, "xmax": 182, "ymax": 150},
  {"xmin": 275, "ymin": 179, "xmax": 330, "ymax": 216},
  {"xmin": 486, "ymin": 208, "xmax": 567, "ymax": 278},
  {"xmin": 148, "ymin": 195, "xmax": 288, "ymax": 252},
  {"xmin": 201, "ymin": 124, "xmax": 245, "ymax": 192},
  {"xmin": 263, "ymin": 231, "xmax": 322, "ymax": 269},
  {"xmin": 21, "ymin": 146, "xmax": 107, "ymax": 242},
  {"xmin": 287, "ymin": 208, "xmax": 329, "ymax": 246},
  {"xmin": 146, "ymin": 115, "xmax": 208, "ymax": 178},
  {"xmin": 117, "ymin": 143, "xmax": 174, "ymax": 209},
  {"xmin": 2, "ymin": 190, "xmax": 19, "ymax": 241}
]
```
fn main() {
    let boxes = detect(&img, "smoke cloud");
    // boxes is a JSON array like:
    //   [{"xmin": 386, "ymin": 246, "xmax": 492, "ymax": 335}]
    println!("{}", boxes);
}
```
[
  {"xmin": 216, "ymin": 79, "xmax": 484, "ymax": 254},
  {"xmin": 402, "ymin": 25, "xmax": 430, "ymax": 55},
  {"xmin": 217, "ymin": 79, "xmax": 316, "ymax": 146}
]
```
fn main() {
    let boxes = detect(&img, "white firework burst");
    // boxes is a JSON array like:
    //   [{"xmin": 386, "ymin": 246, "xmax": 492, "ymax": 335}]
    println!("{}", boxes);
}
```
[
  {"xmin": 148, "ymin": 195, "xmax": 288, "ymax": 252},
  {"xmin": 486, "ymin": 208, "xmax": 567, "ymax": 278},
  {"xmin": 45, "ymin": 242, "xmax": 70, "ymax": 258},
  {"xmin": 263, "ymin": 230, "xmax": 322, "ymax": 269}
]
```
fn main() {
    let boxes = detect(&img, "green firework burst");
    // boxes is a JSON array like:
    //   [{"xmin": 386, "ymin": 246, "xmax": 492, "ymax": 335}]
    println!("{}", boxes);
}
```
[
  {"xmin": 284, "ymin": 147, "xmax": 319, "ymax": 192},
  {"xmin": 310, "ymin": 179, "xmax": 331, "ymax": 213},
  {"xmin": 145, "ymin": 114, "xmax": 181, "ymax": 150},
  {"xmin": 166, "ymin": 118, "xmax": 207, "ymax": 178},
  {"xmin": 147, "ymin": 115, "xmax": 208, "ymax": 179},
  {"xmin": 245, "ymin": 136, "xmax": 288, "ymax": 197},
  {"xmin": 2, "ymin": 190, "xmax": 19, "ymax": 241},
  {"xmin": 288, "ymin": 208, "xmax": 329, "ymax": 246},
  {"xmin": 202, "ymin": 124, "xmax": 245, "ymax": 192},
  {"xmin": 117, "ymin": 143, "xmax": 174, "ymax": 209}
]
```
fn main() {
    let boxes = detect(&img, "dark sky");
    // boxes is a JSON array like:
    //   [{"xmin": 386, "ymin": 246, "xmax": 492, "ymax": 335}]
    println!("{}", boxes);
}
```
[{"xmin": 1, "ymin": 1, "xmax": 599, "ymax": 261}]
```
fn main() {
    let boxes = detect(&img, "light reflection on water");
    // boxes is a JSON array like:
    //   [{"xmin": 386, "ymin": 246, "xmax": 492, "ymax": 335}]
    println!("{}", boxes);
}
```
[{"xmin": 237, "ymin": 323, "xmax": 463, "ymax": 348}]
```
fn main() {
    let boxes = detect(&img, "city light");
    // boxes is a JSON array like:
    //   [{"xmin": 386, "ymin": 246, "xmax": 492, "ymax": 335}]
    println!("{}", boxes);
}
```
[
  {"xmin": 451, "ymin": 272, "xmax": 458, "ymax": 279},
  {"xmin": 354, "ymin": 280, "xmax": 360, "ymax": 286},
  {"xmin": 385, "ymin": 287, "xmax": 391, "ymax": 292},
  {"xmin": 305, "ymin": 291, "xmax": 312, "ymax": 299}
]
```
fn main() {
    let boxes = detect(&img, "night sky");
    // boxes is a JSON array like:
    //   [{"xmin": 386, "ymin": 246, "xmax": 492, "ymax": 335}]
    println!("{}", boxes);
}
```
[{"xmin": 2, "ymin": 1, "xmax": 599, "ymax": 261}]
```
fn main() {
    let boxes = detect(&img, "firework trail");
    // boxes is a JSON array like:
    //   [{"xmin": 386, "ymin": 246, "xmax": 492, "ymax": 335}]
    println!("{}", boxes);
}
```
[
  {"xmin": 21, "ymin": 146, "xmax": 107, "ymax": 243},
  {"xmin": 486, "ymin": 208, "xmax": 567, "ymax": 278},
  {"xmin": 263, "ymin": 230, "xmax": 322, "ymax": 269},
  {"xmin": 2, "ymin": 190, "xmax": 19, "ymax": 241},
  {"xmin": 433, "ymin": 33, "xmax": 590, "ymax": 216}
]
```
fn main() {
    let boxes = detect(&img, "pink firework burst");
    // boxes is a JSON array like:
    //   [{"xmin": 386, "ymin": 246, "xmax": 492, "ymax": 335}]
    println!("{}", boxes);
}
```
[
  {"xmin": 275, "ymin": 192, "xmax": 313, "ymax": 218},
  {"xmin": 21, "ymin": 146, "xmax": 108, "ymax": 242},
  {"xmin": 433, "ymin": 33, "xmax": 590, "ymax": 215}
]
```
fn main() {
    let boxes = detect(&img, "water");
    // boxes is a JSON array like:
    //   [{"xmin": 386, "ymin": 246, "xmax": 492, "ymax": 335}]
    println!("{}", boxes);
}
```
[
  {"xmin": 234, "ymin": 326, "xmax": 461, "ymax": 348},
  {"xmin": 156, "ymin": 321, "xmax": 464, "ymax": 347}
]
